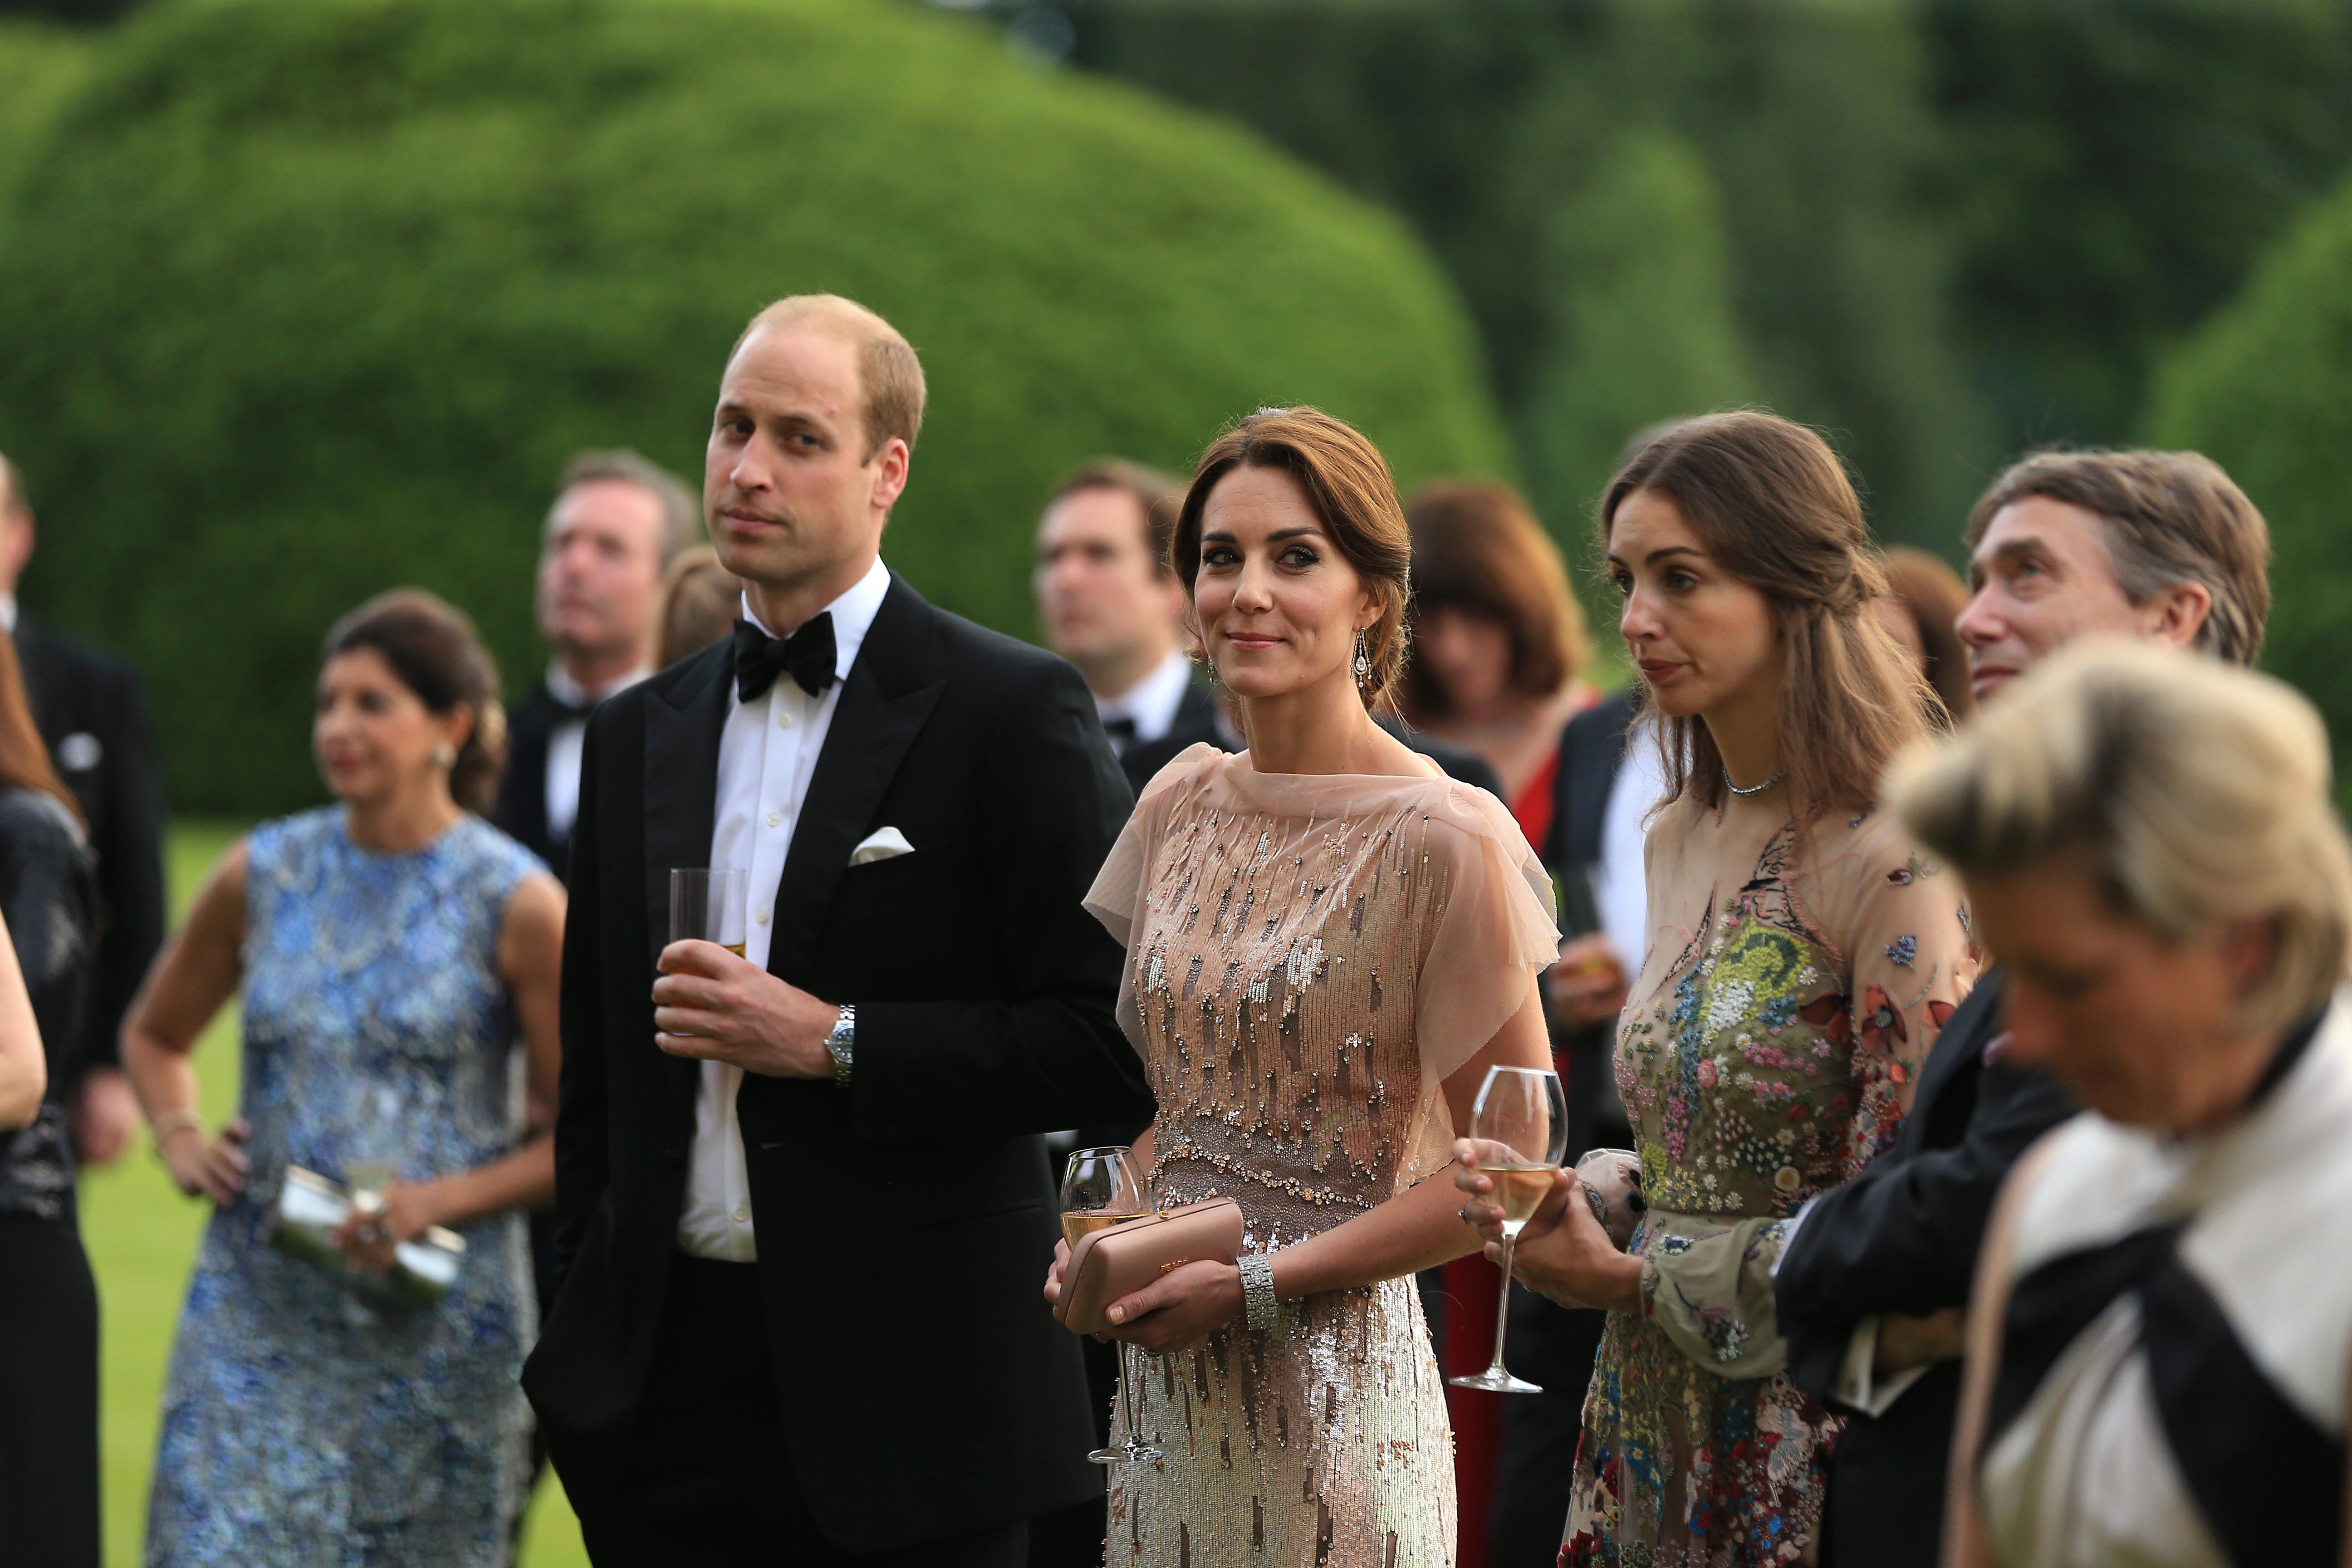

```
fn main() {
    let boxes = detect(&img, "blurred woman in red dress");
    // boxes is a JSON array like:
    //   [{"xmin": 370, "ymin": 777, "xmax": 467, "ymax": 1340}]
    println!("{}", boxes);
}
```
[{"xmin": 1401, "ymin": 480, "xmax": 1597, "ymax": 1567}]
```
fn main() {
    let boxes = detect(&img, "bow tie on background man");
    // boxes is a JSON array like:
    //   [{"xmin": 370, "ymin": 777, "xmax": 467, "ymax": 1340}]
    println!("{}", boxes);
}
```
[{"xmin": 733, "ymin": 613, "xmax": 838, "ymax": 704}]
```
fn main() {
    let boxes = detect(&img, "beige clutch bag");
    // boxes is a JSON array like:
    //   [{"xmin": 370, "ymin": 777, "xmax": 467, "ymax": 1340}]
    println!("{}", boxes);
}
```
[{"xmin": 1054, "ymin": 1197, "xmax": 1245, "ymax": 1335}]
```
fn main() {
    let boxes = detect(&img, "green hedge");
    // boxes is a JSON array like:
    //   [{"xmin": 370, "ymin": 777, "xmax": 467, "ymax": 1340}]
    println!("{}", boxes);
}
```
[
  {"xmin": 0, "ymin": 20, "xmax": 92, "ymax": 196},
  {"xmin": 1070, "ymin": 0, "xmax": 1984, "ymax": 547},
  {"xmin": 1071, "ymin": 0, "xmax": 2352, "ymax": 549},
  {"xmin": 0, "ymin": 0, "xmax": 1509, "ymax": 814},
  {"xmin": 2146, "ymin": 175, "xmax": 2352, "ymax": 801}
]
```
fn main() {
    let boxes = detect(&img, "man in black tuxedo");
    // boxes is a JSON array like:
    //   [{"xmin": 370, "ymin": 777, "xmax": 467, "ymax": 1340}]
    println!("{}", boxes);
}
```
[
  {"xmin": 0, "ymin": 453, "xmax": 166, "ymax": 1167},
  {"xmin": 522, "ymin": 294, "xmax": 1154, "ymax": 1566},
  {"xmin": 1774, "ymin": 447, "xmax": 2274, "ymax": 1568},
  {"xmin": 1033, "ymin": 458, "xmax": 1218, "ymax": 794},
  {"xmin": 495, "ymin": 449, "xmax": 700, "ymax": 883}
]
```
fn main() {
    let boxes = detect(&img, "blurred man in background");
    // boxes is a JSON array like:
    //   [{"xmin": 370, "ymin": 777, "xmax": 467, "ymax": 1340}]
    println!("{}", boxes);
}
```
[
  {"xmin": 1033, "ymin": 459, "xmax": 1218, "ymax": 794},
  {"xmin": 495, "ymin": 449, "xmax": 700, "ymax": 883},
  {"xmin": 1774, "ymin": 446, "xmax": 2272, "ymax": 1568},
  {"xmin": 0, "ymin": 451, "xmax": 165, "ymax": 1169}
]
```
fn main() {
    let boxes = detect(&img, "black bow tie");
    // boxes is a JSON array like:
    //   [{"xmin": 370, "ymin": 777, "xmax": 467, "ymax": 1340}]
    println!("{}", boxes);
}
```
[
  {"xmin": 544, "ymin": 688, "xmax": 593, "ymax": 724},
  {"xmin": 733, "ymin": 614, "xmax": 838, "ymax": 704},
  {"xmin": 1102, "ymin": 716, "xmax": 1139, "ymax": 751}
]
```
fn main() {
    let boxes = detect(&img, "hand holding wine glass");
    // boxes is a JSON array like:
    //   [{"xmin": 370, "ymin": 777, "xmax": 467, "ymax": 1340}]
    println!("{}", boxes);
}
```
[
  {"xmin": 1447, "ymin": 1064, "xmax": 1568, "ymax": 1394},
  {"xmin": 1058, "ymin": 1146, "xmax": 1161, "ymax": 1463}
]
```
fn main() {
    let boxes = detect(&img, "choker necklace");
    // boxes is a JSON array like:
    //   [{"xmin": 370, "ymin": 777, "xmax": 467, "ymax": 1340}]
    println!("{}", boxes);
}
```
[{"xmin": 1725, "ymin": 767, "xmax": 1787, "ymax": 797}]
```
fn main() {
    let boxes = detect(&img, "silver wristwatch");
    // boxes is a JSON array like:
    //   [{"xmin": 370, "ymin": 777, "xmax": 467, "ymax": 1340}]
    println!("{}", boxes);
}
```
[{"xmin": 825, "ymin": 1004, "xmax": 856, "ymax": 1088}]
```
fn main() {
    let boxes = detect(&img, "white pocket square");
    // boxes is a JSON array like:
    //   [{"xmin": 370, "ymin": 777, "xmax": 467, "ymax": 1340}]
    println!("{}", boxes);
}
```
[{"xmin": 849, "ymin": 826, "xmax": 915, "ymax": 867}]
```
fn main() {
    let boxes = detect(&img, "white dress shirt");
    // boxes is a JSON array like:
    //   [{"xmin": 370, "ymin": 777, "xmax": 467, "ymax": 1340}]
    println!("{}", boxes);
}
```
[
  {"xmin": 1092, "ymin": 647, "xmax": 1193, "ymax": 755},
  {"xmin": 676, "ymin": 557, "xmax": 892, "ymax": 1262},
  {"xmin": 1589, "ymin": 717, "xmax": 1667, "ymax": 971},
  {"xmin": 544, "ymin": 660, "xmax": 652, "ymax": 845}
]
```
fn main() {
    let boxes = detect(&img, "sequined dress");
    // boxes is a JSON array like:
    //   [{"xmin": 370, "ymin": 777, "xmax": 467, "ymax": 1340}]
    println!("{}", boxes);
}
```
[
  {"xmin": 1085, "ymin": 745, "xmax": 1560, "ymax": 1568},
  {"xmin": 1563, "ymin": 794, "xmax": 1974, "ymax": 1568},
  {"xmin": 146, "ymin": 811, "xmax": 544, "ymax": 1567}
]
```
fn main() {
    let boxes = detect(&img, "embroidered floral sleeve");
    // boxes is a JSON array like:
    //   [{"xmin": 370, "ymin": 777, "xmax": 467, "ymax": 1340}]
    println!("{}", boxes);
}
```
[
  {"xmin": 1639, "ymin": 1212, "xmax": 1794, "ymax": 1379},
  {"xmin": 1833, "ymin": 820, "xmax": 1976, "ymax": 1178}
]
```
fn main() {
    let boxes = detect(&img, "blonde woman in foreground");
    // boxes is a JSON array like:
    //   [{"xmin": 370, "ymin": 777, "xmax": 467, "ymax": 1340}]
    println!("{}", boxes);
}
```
[{"xmin": 1901, "ymin": 640, "xmax": 2352, "ymax": 1568}]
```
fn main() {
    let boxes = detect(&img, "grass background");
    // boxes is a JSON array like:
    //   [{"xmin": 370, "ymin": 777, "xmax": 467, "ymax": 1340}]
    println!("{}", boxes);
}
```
[{"xmin": 81, "ymin": 821, "xmax": 591, "ymax": 1567}]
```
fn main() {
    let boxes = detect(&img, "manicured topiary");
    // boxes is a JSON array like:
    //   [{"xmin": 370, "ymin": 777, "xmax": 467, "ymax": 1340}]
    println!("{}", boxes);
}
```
[
  {"xmin": 2146, "ymin": 176, "xmax": 2352, "ymax": 799},
  {"xmin": 0, "ymin": 0, "xmax": 1508, "ymax": 813}
]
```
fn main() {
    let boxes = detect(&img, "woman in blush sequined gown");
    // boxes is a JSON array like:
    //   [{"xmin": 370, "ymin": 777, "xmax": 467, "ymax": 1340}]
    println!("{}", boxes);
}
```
[
  {"xmin": 123, "ymin": 592, "xmax": 563, "ymax": 1567},
  {"xmin": 1049, "ymin": 408, "xmax": 1562, "ymax": 1568},
  {"xmin": 1458, "ymin": 414, "xmax": 1975, "ymax": 1568}
]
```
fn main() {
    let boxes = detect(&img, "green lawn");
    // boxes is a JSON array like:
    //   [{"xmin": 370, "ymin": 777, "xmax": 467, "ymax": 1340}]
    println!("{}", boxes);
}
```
[{"xmin": 83, "ymin": 820, "xmax": 590, "ymax": 1566}]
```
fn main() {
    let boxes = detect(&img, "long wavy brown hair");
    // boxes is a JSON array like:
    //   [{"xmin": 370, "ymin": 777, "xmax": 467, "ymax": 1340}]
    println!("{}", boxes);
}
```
[
  {"xmin": 1601, "ymin": 411, "xmax": 1940, "ymax": 822},
  {"xmin": 0, "ymin": 631, "xmax": 82, "ymax": 830}
]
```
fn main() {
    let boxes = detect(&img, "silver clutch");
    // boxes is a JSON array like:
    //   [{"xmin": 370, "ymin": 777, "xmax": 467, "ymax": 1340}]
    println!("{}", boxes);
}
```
[{"xmin": 264, "ymin": 1165, "xmax": 466, "ymax": 1309}]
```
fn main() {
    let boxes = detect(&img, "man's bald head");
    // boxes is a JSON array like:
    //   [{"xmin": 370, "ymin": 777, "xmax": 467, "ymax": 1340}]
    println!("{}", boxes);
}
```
[{"xmin": 727, "ymin": 294, "xmax": 926, "ymax": 462}]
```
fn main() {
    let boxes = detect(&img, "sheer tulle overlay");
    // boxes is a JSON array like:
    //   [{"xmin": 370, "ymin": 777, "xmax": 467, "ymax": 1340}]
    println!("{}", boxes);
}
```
[{"xmin": 1084, "ymin": 745, "xmax": 1559, "ymax": 1567}]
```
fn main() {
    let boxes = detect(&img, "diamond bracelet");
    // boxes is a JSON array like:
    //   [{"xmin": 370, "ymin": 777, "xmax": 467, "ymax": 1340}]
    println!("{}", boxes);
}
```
[{"xmin": 1239, "ymin": 1251, "xmax": 1282, "ymax": 1332}]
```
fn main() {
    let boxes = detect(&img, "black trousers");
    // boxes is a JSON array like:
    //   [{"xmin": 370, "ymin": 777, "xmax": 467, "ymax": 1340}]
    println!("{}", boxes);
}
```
[
  {"xmin": 582, "ymin": 1253, "xmax": 1029, "ymax": 1568},
  {"xmin": 1487, "ymin": 1288, "xmax": 1607, "ymax": 1568},
  {"xmin": 1024, "ymin": 1335, "xmax": 1115, "ymax": 1568},
  {"xmin": 0, "ymin": 1210, "xmax": 99, "ymax": 1568}
]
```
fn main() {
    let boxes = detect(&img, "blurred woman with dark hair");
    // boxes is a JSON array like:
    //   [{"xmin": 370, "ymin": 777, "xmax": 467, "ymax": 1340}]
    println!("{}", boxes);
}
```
[
  {"xmin": 0, "ymin": 622, "xmax": 102, "ymax": 1565},
  {"xmin": 1879, "ymin": 546, "xmax": 1976, "ymax": 726},
  {"xmin": 126, "ymin": 589, "xmax": 564, "ymax": 1567},
  {"xmin": 1401, "ymin": 480, "xmax": 1595, "ymax": 840}
]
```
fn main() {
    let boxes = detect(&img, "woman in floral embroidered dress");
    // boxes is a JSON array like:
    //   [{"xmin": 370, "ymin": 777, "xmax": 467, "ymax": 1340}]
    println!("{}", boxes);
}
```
[{"xmin": 1457, "ymin": 412, "xmax": 1976, "ymax": 1567}]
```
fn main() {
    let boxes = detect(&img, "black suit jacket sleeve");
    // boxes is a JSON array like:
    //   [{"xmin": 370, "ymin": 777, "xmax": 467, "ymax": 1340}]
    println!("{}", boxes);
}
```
[
  {"xmin": 850, "ymin": 658, "xmax": 1153, "ymax": 1133},
  {"xmin": 550, "ymin": 710, "xmax": 611, "ymax": 1285},
  {"xmin": 77, "ymin": 662, "xmax": 166, "ymax": 1074},
  {"xmin": 1776, "ymin": 1054, "xmax": 2075, "ymax": 1404}
]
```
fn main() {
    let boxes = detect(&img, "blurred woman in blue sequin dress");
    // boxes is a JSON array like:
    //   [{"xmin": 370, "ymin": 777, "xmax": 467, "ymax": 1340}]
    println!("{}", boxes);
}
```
[{"xmin": 123, "ymin": 590, "xmax": 564, "ymax": 1566}]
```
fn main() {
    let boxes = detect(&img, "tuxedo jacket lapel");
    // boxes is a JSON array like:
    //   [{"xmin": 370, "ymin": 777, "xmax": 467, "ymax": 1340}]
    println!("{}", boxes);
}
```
[
  {"xmin": 641, "ymin": 645, "xmax": 732, "ymax": 1112},
  {"xmin": 767, "ymin": 581, "xmax": 944, "ymax": 985}
]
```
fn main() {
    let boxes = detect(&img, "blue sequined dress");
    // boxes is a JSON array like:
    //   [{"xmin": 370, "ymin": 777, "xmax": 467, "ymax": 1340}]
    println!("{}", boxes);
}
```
[{"xmin": 146, "ymin": 810, "xmax": 545, "ymax": 1567}]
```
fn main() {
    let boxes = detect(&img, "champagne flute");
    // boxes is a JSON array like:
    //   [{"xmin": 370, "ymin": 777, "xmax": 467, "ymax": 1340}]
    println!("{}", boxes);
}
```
[
  {"xmin": 1059, "ymin": 1146, "xmax": 1160, "ymax": 1463},
  {"xmin": 669, "ymin": 868, "xmax": 750, "ymax": 957},
  {"xmin": 1448, "ymin": 1064, "xmax": 1570, "ymax": 1394}
]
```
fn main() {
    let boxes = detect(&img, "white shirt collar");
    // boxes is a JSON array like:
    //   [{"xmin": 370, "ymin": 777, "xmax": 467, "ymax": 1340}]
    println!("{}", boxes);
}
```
[
  {"xmin": 545, "ymin": 658, "xmax": 652, "ymax": 711},
  {"xmin": 738, "ymin": 555, "xmax": 892, "ymax": 694},
  {"xmin": 1095, "ymin": 647, "xmax": 1194, "ymax": 744}
]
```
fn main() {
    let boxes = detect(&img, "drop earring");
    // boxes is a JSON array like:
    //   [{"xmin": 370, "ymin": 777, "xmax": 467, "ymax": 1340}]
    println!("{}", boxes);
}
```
[
  {"xmin": 1352, "ymin": 631, "xmax": 1372, "ymax": 691},
  {"xmin": 430, "ymin": 742, "xmax": 457, "ymax": 769}
]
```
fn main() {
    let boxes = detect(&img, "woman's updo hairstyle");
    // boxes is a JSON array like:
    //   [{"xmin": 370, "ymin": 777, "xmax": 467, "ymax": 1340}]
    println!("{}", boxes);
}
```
[
  {"xmin": 323, "ymin": 588, "xmax": 508, "ymax": 813},
  {"xmin": 1601, "ymin": 410, "xmax": 1939, "ymax": 819},
  {"xmin": 1171, "ymin": 406, "xmax": 1414, "ymax": 711}
]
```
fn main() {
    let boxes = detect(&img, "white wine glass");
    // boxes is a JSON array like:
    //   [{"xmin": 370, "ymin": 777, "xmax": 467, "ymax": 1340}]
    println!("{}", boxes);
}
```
[
  {"xmin": 1059, "ymin": 1146, "xmax": 1160, "ymax": 1464},
  {"xmin": 1448, "ymin": 1064, "xmax": 1570, "ymax": 1394}
]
